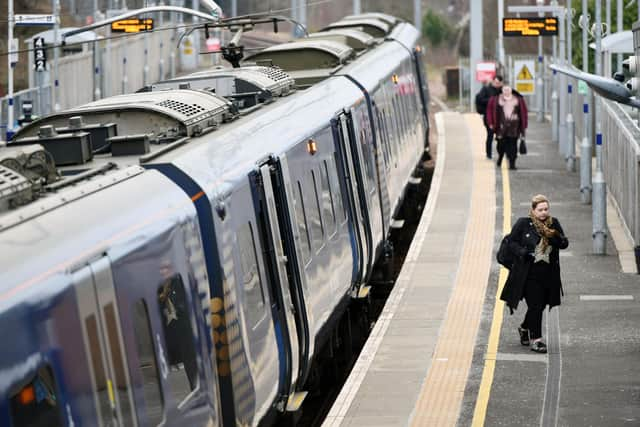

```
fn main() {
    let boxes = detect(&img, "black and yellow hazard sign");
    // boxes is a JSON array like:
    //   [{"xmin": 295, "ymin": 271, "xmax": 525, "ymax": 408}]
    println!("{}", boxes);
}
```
[
  {"xmin": 503, "ymin": 17, "xmax": 558, "ymax": 36},
  {"xmin": 111, "ymin": 18, "xmax": 154, "ymax": 33},
  {"xmin": 514, "ymin": 60, "xmax": 535, "ymax": 95},
  {"xmin": 517, "ymin": 65, "xmax": 533, "ymax": 80}
]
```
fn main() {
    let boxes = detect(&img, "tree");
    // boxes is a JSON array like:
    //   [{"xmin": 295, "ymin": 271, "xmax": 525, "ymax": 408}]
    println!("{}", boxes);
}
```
[
  {"xmin": 422, "ymin": 9, "xmax": 453, "ymax": 47},
  {"xmin": 571, "ymin": 0, "xmax": 638, "ymax": 74}
]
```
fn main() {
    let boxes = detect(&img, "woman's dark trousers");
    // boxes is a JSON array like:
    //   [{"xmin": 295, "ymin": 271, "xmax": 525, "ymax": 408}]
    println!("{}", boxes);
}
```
[
  {"xmin": 521, "ymin": 263, "xmax": 551, "ymax": 340},
  {"xmin": 496, "ymin": 137, "xmax": 518, "ymax": 168}
]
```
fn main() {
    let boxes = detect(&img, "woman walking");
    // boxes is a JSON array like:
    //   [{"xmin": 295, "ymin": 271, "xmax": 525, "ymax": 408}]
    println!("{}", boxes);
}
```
[
  {"xmin": 486, "ymin": 85, "xmax": 528, "ymax": 169},
  {"xmin": 500, "ymin": 194, "xmax": 569, "ymax": 353}
]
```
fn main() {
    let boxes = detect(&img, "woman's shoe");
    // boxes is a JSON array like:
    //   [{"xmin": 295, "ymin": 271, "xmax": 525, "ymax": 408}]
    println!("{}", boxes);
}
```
[
  {"xmin": 531, "ymin": 340, "xmax": 547, "ymax": 353},
  {"xmin": 518, "ymin": 327, "xmax": 530, "ymax": 346}
]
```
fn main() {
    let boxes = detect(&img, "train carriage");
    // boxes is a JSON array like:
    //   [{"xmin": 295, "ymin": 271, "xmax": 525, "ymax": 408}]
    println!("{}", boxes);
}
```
[{"xmin": 0, "ymin": 13, "xmax": 429, "ymax": 427}]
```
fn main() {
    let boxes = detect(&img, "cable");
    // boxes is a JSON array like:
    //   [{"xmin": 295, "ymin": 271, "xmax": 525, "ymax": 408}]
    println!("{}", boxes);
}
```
[{"xmin": 0, "ymin": 0, "xmax": 335, "ymax": 58}]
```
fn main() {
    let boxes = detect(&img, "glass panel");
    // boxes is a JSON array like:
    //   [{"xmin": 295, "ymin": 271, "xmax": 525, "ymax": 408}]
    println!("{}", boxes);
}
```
[
  {"xmin": 103, "ymin": 303, "xmax": 134, "ymax": 425},
  {"xmin": 132, "ymin": 299, "xmax": 164, "ymax": 425},
  {"xmin": 157, "ymin": 274, "xmax": 199, "ymax": 404},
  {"xmin": 10, "ymin": 365, "xmax": 63, "ymax": 427},
  {"xmin": 331, "ymin": 155, "xmax": 346, "ymax": 222},
  {"xmin": 238, "ymin": 222, "xmax": 266, "ymax": 327},
  {"xmin": 321, "ymin": 160, "xmax": 336, "ymax": 235},
  {"xmin": 295, "ymin": 181, "xmax": 311, "ymax": 261},
  {"xmin": 85, "ymin": 314, "xmax": 114, "ymax": 425},
  {"xmin": 309, "ymin": 170, "xmax": 324, "ymax": 247}
]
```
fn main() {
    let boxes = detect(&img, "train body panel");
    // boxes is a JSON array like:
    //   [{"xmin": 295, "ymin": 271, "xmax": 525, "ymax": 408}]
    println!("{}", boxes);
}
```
[
  {"xmin": 149, "ymin": 76, "xmax": 363, "ymax": 396},
  {"xmin": 0, "ymin": 171, "xmax": 222, "ymax": 426}
]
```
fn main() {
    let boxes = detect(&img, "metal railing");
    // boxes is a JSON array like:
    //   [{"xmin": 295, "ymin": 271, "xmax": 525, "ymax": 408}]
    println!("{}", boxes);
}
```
[
  {"xmin": 601, "ymin": 98, "xmax": 640, "ymax": 247},
  {"xmin": 0, "ymin": 85, "xmax": 52, "ymax": 133}
]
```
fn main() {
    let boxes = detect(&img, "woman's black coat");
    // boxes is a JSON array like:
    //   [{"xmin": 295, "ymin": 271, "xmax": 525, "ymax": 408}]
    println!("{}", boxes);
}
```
[{"xmin": 500, "ymin": 217, "xmax": 569, "ymax": 313}]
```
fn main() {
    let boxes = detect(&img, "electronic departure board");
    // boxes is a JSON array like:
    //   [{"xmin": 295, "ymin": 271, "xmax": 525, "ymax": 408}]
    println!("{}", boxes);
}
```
[
  {"xmin": 111, "ymin": 18, "xmax": 154, "ymax": 33},
  {"xmin": 503, "ymin": 17, "xmax": 558, "ymax": 36}
]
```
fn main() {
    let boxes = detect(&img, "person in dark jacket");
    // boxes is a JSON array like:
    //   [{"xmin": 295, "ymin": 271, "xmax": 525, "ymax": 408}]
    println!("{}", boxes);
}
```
[
  {"xmin": 486, "ymin": 85, "xmax": 528, "ymax": 170},
  {"xmin": 500, "ymin": 194, "xmax": 569, "ymax": 353},
  {"xmin": 475, "ymin": 75, "xmax": 503, "ymax": 159}
]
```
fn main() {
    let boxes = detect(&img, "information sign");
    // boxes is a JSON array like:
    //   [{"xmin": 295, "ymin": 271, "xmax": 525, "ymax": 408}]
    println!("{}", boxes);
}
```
[
  {"xmin": 33, "ymin": 37, "xmax": 47, "ymax": 72},
  {"xmin": 514, "ymin": 59, "xmax": 536, "ymax": 95},
  {"xmin": 111, "ymin": 18, "xmax": 154, "ymax": 33},
  {"xmin": 503, "ymin": 17, "xmax": 558, "ymax": 36},
  {"xmin": 578, "ymin": 80, "xmax": 588, "ymax": 95},
  {"xmin": 14, "ymin": 14, "xmax": 55, "ymax": 26},
  {"xmin": 476, "ymin": 61, "xmax": 496, "ymax": 83}
]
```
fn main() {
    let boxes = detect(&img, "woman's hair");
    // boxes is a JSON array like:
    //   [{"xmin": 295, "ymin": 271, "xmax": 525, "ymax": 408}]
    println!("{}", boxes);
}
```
[{"xmin": 531, "ymin": 194, "xmax": 549, "ymax": 210}]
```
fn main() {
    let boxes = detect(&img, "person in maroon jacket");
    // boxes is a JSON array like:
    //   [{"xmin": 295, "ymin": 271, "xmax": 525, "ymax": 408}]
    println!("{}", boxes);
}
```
[{"xmin": 486, "ymin": 85, "xmax": 528, "ymax": 170}]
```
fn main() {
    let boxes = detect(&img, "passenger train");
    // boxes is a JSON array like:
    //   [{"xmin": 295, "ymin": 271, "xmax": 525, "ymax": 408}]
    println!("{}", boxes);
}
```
[{"xmin": 0, "ymin": 12, "xmax": 430, "ymax": 427}]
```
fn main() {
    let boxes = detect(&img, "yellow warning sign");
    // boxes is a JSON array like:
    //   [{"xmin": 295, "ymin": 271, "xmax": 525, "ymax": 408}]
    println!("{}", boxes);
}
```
[
  {"xmin": 515, "ymin": 82, "xmax": 535, "ymax": 94},
  {"xmin": 517, "ymin": 65, "xmax": 533, "ymax": 80}
]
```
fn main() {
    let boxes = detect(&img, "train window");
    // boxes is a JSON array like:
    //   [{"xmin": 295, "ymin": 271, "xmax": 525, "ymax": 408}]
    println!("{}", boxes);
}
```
[
  {"xmin": 85, "ymin": 313, "xmax": 120, "ymax": 425},
  {"xmin": 374, "ymin": 107, "xmax": 390, "ymax": 169},
  {"xmin": 156, "ymin": 274, "xmax": 199, "ymax": 404},
  {"xmin": 10, "ymin": 365, "xmax": 63, "ymax": 427},
  {"xmin": 238, "ymin": 222, "xmax": 266, "ymax": 327},
  {"xmin": 331, "ymin": 155, "xmax": 347, "ymax": 222},
  {"xmin": 309, "ymin": 170, "xmax": 324, "ymax": 249},
  {"xmin": 295, "ymin": 181, "xmax": 311, "ymax": 262},
  {"xmin": 381, "ymin": 109, "xmax": 395, "ymax": 164},
  {"xmin": 321, "ymin": 160, "xmax": 336, "ymax": 235},
  {"xmin": 132, "ymin": 299, "xmax": 164, "ymax": 426},
  {"xmin": 103, "ymin": 303, "xmax": 134, "ymax": 425},
  {"xmin": 386, "ymin": 106, "xmax": 399, "ymax": 158}
]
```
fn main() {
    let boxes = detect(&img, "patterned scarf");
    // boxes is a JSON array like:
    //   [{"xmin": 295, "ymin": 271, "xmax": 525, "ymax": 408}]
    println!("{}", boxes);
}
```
[{"xmin": 528, "ymin": 211, "xmax": 555, "ymax": 252}]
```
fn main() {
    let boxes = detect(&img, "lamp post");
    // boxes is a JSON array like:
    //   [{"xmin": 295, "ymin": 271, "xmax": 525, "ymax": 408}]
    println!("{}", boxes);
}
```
[
  {"xmin": 593, "ymin": 0, "xmax": 608, "ymax": 254},
  {"xmin": 581, "ymin": 0, "xmax": 592, "ymax": 204}
]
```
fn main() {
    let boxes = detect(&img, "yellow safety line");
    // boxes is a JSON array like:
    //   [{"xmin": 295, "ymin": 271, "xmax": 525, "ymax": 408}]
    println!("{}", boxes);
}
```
[{"xmin": 471, "ymin": 163, "xmax": 511, "ymax": 426}]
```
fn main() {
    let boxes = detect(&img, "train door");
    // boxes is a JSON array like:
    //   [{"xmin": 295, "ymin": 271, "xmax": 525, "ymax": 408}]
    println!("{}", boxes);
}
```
[
  {"xmin": 255, "ymin": 160, "xmax": 304, "ymax": 401},
  {"xmin": 73, "ymin": 257, "xmax": 137, "ymax": 427},
  {"xmin": 413, "ymin": 47, "xmax": 430, "ymax": 145},
  {"xmin": 334, "ymin": 112, "xmax": 371, "ymax": 285}
]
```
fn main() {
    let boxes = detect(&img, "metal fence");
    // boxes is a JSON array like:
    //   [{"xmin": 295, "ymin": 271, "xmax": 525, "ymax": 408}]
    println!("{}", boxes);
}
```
[
  {"xmin": 601, "ymin": 98, "xmax": 640, "ymax": 247},
  {"xmin": 1, "ymin": 25, "xmax": 198, "ymax": 138},
  {"xmin": 0, "ymin": 85, "xmax": 52, "ymax": 135}
]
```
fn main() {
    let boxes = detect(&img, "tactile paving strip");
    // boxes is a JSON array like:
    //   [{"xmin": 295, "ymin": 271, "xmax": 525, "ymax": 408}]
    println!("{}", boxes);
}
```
[{"xmin": 410, "ymin": 114, "xmax": 496, "ymax": 426}]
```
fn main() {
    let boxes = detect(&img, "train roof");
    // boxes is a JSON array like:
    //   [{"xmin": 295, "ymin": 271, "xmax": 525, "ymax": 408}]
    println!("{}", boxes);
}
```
[
  {"xmin": 320, "ymin": 19, "xmax": 391, "ymax": 38},
  {"xmin": 0, "ymin": 13, "xmax": 419, "ymax": 234},
  {"xmin": 306, "ymin": 29, "xmax": 375, "ymax": 51}
]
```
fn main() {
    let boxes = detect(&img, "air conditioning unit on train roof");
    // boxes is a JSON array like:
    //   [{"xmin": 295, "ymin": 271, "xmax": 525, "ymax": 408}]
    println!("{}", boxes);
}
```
[
  {"xmin": 342, "ymin": 13, "xmax": 400, "ymax": 27},
  {"xmin": 320, "ymin": 19, "xmax": 391, "ymax": 39},
  {"xmin": 243, "ymin": 40, "xmax": 355, "ymax": 87},
  {"xmin": 14, "ymin": 90, "xmax": 235, "ymax": 144},
  {"xmin": 306, "ymin": 29, "xmax": 375, "ymax": 52},
  {"xmin": 147, "ymin": 66, "xmax": 296, "ymax": 110}
]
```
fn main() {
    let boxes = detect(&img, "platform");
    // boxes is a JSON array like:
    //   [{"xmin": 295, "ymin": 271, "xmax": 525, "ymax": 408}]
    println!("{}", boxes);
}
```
[{"xmin": 323, "ymin": 111, "xmax": 640, "ymax": 426}]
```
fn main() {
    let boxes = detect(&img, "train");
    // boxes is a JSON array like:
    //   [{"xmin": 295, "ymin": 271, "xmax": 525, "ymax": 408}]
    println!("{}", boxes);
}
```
[{"xmin": 0, "ymin": 12, "xmax": 430, "ymax": 427}]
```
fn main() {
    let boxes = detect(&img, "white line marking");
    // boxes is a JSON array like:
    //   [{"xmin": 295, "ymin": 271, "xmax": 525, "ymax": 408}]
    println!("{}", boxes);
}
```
[
  {"xmin": 515, "ymin": 169, "xmax": 554, "ymax": 173},
  {"xmin": 579, "ymin": 295, "xmax": 634, "ymax": 301},
  {"xmin": 495, "ymin": 352, "xmax": 547, "ymax": 363}
]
